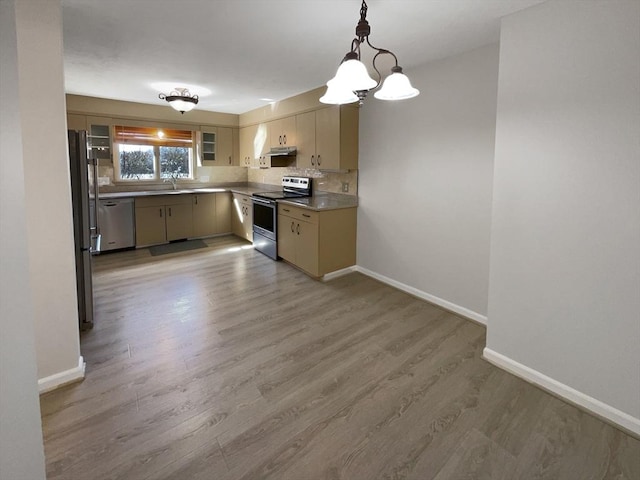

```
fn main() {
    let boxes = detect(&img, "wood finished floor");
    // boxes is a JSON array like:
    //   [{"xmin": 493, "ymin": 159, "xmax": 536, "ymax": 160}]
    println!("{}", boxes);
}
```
[{"xmin": 40, "ymin": 235, "xmax": 640, "ymax": 480}]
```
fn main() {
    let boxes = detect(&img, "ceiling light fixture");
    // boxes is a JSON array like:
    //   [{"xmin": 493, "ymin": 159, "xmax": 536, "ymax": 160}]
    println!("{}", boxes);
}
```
[
  {"xmin": 158, "ymin": 87, "xmax": 199, "ymax": 114},
  {"xmin": 320, "ymin": 0, "xmax": 419, "ymax": 105}
]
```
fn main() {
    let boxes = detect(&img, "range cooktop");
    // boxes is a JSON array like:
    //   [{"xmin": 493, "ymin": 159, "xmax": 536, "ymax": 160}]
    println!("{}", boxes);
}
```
[{"xmin": 252, "ymin": 176, "xmax": 312, "ymax": 201}]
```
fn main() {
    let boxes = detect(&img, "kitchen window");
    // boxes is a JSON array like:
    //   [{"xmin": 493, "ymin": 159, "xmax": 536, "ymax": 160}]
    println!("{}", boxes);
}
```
[{"xmin": 114, "ymin": 125, "xmax": 195, "ymax": 181}]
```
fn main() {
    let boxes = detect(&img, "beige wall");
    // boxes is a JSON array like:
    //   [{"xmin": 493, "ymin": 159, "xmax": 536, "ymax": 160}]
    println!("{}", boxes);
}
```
[
  {"xmin": 487, "ymin": 0, "xmax": 640, "ymax": 431},
  {"xmin": 17, "ymin": 0, "xmax": 82, "ymax": 381},
  {"xmin": 67, "ymin": 94, "xmax": 239, "ymax": 127},
  {"xmin": 239, "ymin": 87, "xmax": 325, "ymax": 127},
  {"xmin": 0, "ymin": 0, "xmax": 55, "ymax": 477},
  {"xmin": 357, "ymin": 44, "xmax": 499, "ymax": 322}
]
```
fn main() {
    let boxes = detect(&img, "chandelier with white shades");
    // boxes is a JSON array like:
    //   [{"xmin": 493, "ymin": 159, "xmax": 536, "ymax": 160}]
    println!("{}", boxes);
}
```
[{"xmin": 320, "ymin": 0, "xmax": 419, "ymax": 105}]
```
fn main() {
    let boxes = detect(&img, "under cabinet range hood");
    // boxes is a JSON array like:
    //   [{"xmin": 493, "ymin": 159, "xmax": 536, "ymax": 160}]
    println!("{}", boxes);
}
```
[{"xmin": 266, "ymin": 146, "xmax": 297, "ymax": 157}]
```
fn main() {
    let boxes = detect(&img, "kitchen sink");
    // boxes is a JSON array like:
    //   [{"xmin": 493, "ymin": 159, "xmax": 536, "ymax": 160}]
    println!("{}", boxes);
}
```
[{"xmin": 165, "ymin": 189, "xmax": 196, "ymax": 194}]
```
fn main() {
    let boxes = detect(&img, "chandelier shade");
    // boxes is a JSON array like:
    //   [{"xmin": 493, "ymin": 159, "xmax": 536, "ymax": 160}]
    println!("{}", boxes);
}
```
[
  {"xmin": 319, "ymin": 80, "xmax": 359, "ymax": 105},
  {"xmin": 373, "ymin": 67, "xmax": 420, "ymax": 100},
  {"xmin": 329, "ymin": 59, "xmax": 377, "ymax": 92}
]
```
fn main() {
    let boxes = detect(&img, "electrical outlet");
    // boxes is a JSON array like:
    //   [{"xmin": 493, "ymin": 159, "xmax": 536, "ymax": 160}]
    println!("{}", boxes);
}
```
[{"xmin": 342, "ymin": 182, "xmax": 349, "ymax": 193}]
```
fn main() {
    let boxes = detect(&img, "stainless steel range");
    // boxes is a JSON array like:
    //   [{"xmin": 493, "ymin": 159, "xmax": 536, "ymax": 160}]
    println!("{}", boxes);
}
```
[{"xmin": 252, "ymin": 176, "xmax": 312, "ymax": 259}]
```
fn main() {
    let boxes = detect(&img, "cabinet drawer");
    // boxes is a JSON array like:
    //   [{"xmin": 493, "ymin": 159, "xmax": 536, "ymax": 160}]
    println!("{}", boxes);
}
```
[
  {"xmin": 278, "ymin": 204, "xmax": 318, "ymax": 224},
  {"xmin": 232, "ymin": 192, "xmax": 252, "ymax": 204},
  {"xmin": 135, "ymin": 194, "xmax": 192, "ymax": 208}
]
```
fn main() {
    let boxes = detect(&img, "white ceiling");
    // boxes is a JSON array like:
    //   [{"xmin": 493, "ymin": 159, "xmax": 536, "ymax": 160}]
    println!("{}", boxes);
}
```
[{"xmin": 61, "ymin": 0, "xmax": 544, "ymax": 114}]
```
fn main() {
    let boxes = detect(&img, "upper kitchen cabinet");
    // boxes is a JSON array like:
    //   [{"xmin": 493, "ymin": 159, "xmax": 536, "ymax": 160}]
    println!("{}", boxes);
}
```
[
  {"xmin": 86, "ymin": 116, "xmax": 113, "ymax": 162},
  {"xmin": 201, "ymin": 126, "xmax": 237, "ymax": 166},
  {"xmin": 268, "ymin": 116, "xmax": 296, "ymax": 149},
  {"xmin": 232, "ymin": 128, "xmax": 240, "ymax": 166},
  {"xmin": 239, "ymin": 124, "xmax": 256, "ymax": 167},
  {"xmin": 295, "ymin": 106, "xmax": 359, "ymax": 171},
  {"xmin": 239, "ymin": 123, "xmax": 270, "ymax": 168},
  {"xmin": 217, "ymin": 127, "xmax": 237, "ymax": 166},
  {"xmin": 314, "ymin": 106, "xmax": 358, "ymax": 171},
  {"xmin": 67, "ymin": 114, "xmax": 87, "ymax": 131},
  {"xmin": 295, "ymin": 111, "xmax": 316, "ymax": 169},
  {"xmin": 200, "ymin": 127, "xmax": 217, "ymax": 164}
]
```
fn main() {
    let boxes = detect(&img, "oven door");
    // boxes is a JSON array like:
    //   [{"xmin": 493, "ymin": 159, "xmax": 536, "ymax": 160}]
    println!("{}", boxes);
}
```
[{"xmin": 252, "ymin": 197, "xmax": 277, "ymax": 241}]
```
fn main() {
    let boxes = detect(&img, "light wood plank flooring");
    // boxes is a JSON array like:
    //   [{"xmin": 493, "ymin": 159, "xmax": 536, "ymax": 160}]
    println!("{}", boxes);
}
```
[{"xmin": 40, "ymin": 235, "xmax": 640, "ymax": 479}]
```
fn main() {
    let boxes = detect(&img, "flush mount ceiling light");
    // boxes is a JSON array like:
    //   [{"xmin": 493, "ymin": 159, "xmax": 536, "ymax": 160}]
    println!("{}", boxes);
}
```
[
  {"xmin": 158, "ymin": 87, "xmax": 199, "ymax": 114},
  {"xmin": 320, "ymin": 0, "xmax": 419, "ymax": 105}
]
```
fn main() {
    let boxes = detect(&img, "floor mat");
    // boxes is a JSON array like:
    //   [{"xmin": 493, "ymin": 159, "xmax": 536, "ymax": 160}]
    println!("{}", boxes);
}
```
[{"xmin": 149, "ymin": 239, "xmax": 208, "ymax": 256}]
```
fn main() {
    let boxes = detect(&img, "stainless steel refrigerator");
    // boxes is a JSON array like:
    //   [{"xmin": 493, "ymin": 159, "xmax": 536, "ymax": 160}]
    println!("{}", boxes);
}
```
[{"xmin": 68, "ymin": 130, "xmax": 100, "ymax": 330}]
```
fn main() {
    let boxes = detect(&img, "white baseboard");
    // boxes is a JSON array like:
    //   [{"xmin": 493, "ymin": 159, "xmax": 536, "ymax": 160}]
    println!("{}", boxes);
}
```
[
  {"xmin": 354, "ymin": 266, "xmax": 487, "ymax": 325},
  {"xmin": 483, "ymin": 348, "xmax": 640, "ymax": 438},
  {"xmin": 38, "ymin": 356, "xmax": 85, "ymax": 394},
  {"xmin": 322, "ymin": 266, "xmax": 358, "ymax": 282}
]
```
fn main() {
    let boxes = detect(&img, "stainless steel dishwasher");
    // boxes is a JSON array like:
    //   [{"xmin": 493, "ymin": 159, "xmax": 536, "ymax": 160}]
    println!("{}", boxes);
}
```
[{"xmin": 97, "ymin": 198, "xmax": 135, "ymax": 251}]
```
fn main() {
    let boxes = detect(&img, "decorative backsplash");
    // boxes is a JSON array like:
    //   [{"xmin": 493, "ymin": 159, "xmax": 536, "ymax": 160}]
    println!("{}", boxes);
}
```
[
  {"xmin": 98, "ymin": 162, "xmax": 357, "ymax": 196},
  {"xmin": 248, "ymin": 167, "xmax": 358, "ymax": 195}
]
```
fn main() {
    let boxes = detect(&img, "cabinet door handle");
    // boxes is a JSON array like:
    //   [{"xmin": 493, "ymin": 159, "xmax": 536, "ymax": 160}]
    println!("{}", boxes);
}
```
[
  {"xmin": 302, "ymin": 213, "xmax": 311, "ymax": 218},
  {"xmin": 291, "ymin": 221, "xmax": 295, "ymax": 233},
  {"xmin": 228, "ymin": 156, "xmax": 231, "ymax": 164},
  {"xmin": 168, "ymin": 207, "xmax": 172, "ymax": 217},
  {"xmin": 296, "ymin": 223, "xmax": 300, "ymax": 235},
  {"xmin": 283, "ymin": 134, "xmax": 286, "ymax": 145},
  {"xmin": 279, "ymin": 135, "xmax": 282, "ymax": 145},
  {"xmin": 195, "ymin": 196, "xmax": 198, "ymax": 205},
  {"xmin": 283, "ymin": 208, "xmax": 290, "ymax": 212},
  {"xmin": 159, "ymin": 208, "xmax": 163, "ymax": 218},
  {"xmin": 311, "ymin": 155, "xmax": 315, "ymax": 166},
  {"xmin": 317, "ymin": 155, "xmax": 321, "ymax": 166}
]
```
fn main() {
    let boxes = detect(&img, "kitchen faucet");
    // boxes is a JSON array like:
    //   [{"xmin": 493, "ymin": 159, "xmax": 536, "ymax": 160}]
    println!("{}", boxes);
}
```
[{"xmin": 164, "ymin": 175, "xmax": 178, "ymax": 190}]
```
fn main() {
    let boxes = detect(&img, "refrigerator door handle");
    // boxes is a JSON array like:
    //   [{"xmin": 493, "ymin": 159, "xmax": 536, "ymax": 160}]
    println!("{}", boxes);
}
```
[{"xmin": 90, "ymin": 233, "xmax": 102, "ymax": 254}]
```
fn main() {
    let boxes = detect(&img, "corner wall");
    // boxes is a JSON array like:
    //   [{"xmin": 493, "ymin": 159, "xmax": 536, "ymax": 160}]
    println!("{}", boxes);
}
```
[
  {"xmin": 486, "ymin": 0, "xmax": 640, "ymax": 433},
  {"xmin": 0, "ymin": 0, "xmax": 47, "ymax": 477},
  {"xmin": 16, "ymin": 0, "xmax": 82, "ymax": 383},
  {"xmin": 357, "ymin": 44, "xmax": 499, "ymax": 321}
]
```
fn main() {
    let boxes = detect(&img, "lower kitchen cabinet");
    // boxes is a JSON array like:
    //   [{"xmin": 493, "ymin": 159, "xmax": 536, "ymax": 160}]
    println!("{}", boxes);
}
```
[
  {"xmin": 193, "ymin": 192, "xmax": 232, "ymax": 238},
  {"xmin": 231, "ymin": 192, "xmax": 253, "ymax": 242},
  {"xmin": 215, "ymin": 192, "xmax": 231, "ymax": 234},
  {"xmin": 165, "ymin": 202, "xmax": 193, "ymax": 241},
  {"xmin": 135, "ymin": 205, "xmax": 167, "ymax": 246},
  {"xmin": 192, "ymin": 193, "xmax": 217, "ymax": 238},
  {"xmin": 135, "ymin": 195, "xmax": 193, "ymax": 246},
  {"xmin": 136, "ymin": 192, "xmax": 232, "ymax": 247},
  {"xmin": 277, "ymin": 204, "xmax": 356, "ymax": 277}
]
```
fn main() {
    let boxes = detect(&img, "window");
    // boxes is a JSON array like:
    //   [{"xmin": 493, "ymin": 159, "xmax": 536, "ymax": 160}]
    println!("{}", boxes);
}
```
[{"xmin": 114, "ymin": 125, "xmax": 195, "ymax": 181}]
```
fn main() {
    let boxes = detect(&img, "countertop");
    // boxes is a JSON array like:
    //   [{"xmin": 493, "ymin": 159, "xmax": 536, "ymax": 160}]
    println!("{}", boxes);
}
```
[
  {"xmin": 226, "ymin": 185, "xmax": 278, "ymax": 196},
  {"xmin": 278, "ymin": 193, "xmax": 358, "ymax": 211},
  {"xmin": 99, "ymin": 183, "xmax": 276, "ymax": 200},
  {"xmin": 98, "ymin": 184, "xmax": 357, "ymax": 211}
]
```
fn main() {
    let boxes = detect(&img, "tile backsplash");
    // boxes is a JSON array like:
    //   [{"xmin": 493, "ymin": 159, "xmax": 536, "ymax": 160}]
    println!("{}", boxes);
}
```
[
  {"xmin": 98, "ymin": 161, "xmax": 357, "ymax": 196},
  {"xmin": 248, "ymin": 167, "xmax": 358, "ymax": 195}
]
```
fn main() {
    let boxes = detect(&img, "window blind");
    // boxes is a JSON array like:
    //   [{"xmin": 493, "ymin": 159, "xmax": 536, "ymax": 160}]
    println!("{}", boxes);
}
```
[{"xmin": 114, "ymin": 125, "xmax": 193, "ymax": 147}]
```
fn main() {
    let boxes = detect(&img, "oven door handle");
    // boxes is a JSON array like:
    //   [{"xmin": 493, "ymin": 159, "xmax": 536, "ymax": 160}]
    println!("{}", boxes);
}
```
[{"xmin": 252, "ymin": 197, "xmax": 275, "ymax": 206}]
